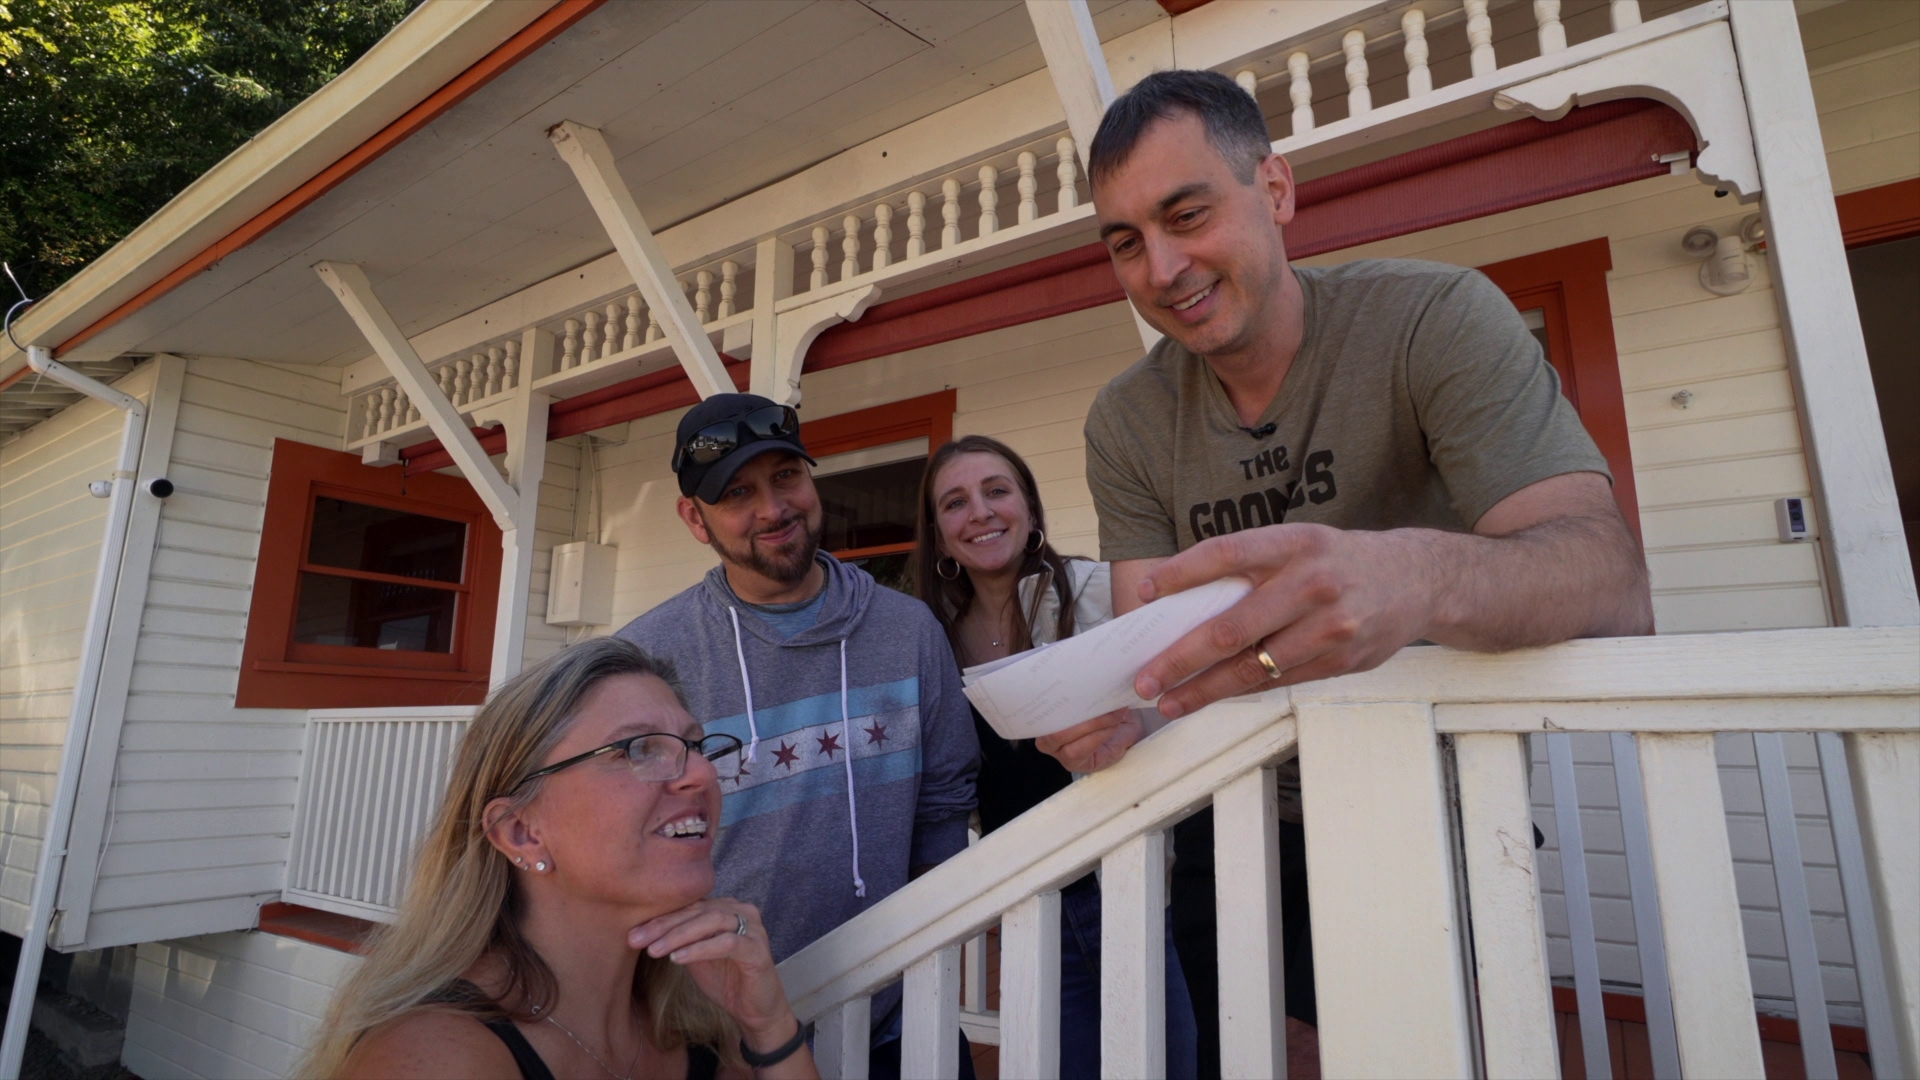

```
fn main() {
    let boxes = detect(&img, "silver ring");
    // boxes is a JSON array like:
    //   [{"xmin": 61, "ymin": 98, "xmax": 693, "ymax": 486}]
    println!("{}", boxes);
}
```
[
  {"xmin": 735, "ymin": 913, "xmax": 750, "ymax": 937},
  {"xmin": 1255, "ymin": 647, "xmax": 1283, "ymax": 682}
]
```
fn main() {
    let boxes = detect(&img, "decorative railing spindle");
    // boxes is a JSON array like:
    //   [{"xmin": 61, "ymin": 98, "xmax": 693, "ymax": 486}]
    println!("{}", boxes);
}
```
[
  {"xmin": 1017, "ymin": 151, "xmax": 1038, "ymax": 225},
  {"xmin": 811, "ymin": 226, "xmax": 830, "ymax": 289},
  {"xmin": 1404, "ymin": 8, "xmax": 1432, "ymax": 97},
  {"xmin": 719, "ymin": 261, "xmax": 738, "ymax": 317},
  {"xmin": 503, "ymin": 339, "xmax": 520, "ymax": 393},
  {"xmin": 1235, "ymin": 69, "xmax": 1257, "ymax": 97},
  {"xmin": 561, "ymin": 318, "xmax": 580, "ymax": 369},
  {"xmin": 401, "ymin": 392, "xmax": 417, "ymax": 425},
  {"xmin": 906, "ymin": 191, "xmax": 927, "ymax": 258},
  {"xmin": 977, "ymin": 165, "xmax": 999, "ymax": 237},
  {"xmin": 487, "ymin": 345, "xmax": 504, "ymax": 397},
  {"xmin": 602, "ymin": 302, "xmax": 620, "ymax": 357},
  {"xmin": 646, "ymin": 305, "xmax": 661, "ymax": 343},
  {"xmin": 582, "ymin": 311, "xmax": 603, "ymax": 365},
  {"xmin": 695, "ymin": 270, "xmax": 714, "ymax": 323},
  {"xmin": 1057, "ymin": 136, "xmax": 1079, "ymax": 212},
  {"xmin": 1465, "ymin": 0, "xmax": 1496, "ymax": 77},
  {"xmin": 942, "ymin": 178, "xmax": 963, "ymax": 248},
  {"xmin": 872, "ymin": 206, "xmax": 893, "ymax": 270},
  {"xmin": 624, "ymin": 295, "xmax": 642, "ymax": 350},
  {"xmin": 1289, "ymin": 51, "xmax": 1314, "ymax": 135},
  {"xmin": 1343, "ymin": 30, "xmax": 1372, "ymax": 118},
  {"xmin": 1535, "ymin": 0, "xmax": 1566, "ymax": 54},
  {"xmin": 378, "ymin": 388, "xmax": 397, "ymax": 434},
  {"xmin": 1610, "ymin": 0, "xmax": 1641, "ymax": 32},
  {"xmin": 841, "ymin": 216, "xmax": 862, "ymax": 281}
]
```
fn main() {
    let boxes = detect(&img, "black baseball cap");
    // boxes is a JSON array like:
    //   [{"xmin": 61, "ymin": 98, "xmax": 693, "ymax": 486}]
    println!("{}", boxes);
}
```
[{"xmin": 672, "ymin": 393, "xmax": 815, "ymax": 504}]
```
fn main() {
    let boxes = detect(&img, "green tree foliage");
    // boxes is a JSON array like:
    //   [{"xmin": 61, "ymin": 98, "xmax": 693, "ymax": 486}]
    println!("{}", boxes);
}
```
[{"xmin": 0, "ymin": 0, "xmax": 417, "ymax": 298}]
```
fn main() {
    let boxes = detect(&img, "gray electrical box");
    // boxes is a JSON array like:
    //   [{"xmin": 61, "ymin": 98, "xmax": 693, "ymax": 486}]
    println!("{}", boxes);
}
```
[{"xmin": 546, "ymin": 541, "xmax": 617, "ymax": 626}]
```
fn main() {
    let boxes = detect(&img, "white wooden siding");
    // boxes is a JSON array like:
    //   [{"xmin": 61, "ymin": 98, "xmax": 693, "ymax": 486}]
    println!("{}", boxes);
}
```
[
  {"xmin": 522, "ymin": 439, "xmax": 580, "ymax": 666},
  {"xmin": 79, "ymin": 356, "xmax": 346, "ymax": 949},
  {"xmin": 122, "ymin": 930, "xmax": 357, "ymax": 1080},
  {"xmin": 0, "ymin": 364, "xmax": 156, "ymax": 938}
]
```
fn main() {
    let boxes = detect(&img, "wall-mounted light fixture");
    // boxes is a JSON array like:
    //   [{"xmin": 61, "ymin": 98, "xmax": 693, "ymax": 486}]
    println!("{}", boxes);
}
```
[{"xmin": 1682, "ymin": 214, "xmax": 1766, "ymax": 296}]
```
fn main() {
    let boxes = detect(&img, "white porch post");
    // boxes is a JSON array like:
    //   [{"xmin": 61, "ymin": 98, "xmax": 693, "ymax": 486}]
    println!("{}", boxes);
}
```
[
  {"xmin": 482, "ymin": 326, "xmax": 554, "ymax": 686},
  {"xmin": 1727, "ymin": 1, "xmax": 1919, "ymax": 629},
  {"xmin": 548, "ymin": 121, "xmax": 735, "ymax": 401},
  {"xmin": 1024, "ymin": 0, "xmax": 1162, "ymax": 353}
]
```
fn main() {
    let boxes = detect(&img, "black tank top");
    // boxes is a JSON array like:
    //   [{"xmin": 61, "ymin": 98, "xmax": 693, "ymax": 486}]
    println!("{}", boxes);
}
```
[{"xmin": 435, "ymin": 981, "xmax": 720, "ymax": 1080}]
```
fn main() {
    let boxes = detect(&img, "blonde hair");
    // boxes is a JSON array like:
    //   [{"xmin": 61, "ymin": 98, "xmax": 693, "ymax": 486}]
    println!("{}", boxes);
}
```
[{"xmin": 300, "ymin": 638, "xmax": 738, "ymax": 1076}]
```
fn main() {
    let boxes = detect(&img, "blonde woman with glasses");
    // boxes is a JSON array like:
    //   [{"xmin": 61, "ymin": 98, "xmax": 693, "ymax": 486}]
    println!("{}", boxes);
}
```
[{"xmin": 304, "ymin": 638, "xmax": 818, "ymax": 1080}]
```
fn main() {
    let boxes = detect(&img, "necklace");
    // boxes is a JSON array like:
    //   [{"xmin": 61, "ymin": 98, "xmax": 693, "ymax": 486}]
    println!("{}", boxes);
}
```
[{"xmin": 544, "ymin": 1014, "xmax": 643, "ymax": 1080}]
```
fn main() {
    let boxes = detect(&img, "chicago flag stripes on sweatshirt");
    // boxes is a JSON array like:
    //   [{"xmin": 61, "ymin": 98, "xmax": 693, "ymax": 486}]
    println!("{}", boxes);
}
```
[{"xmin": 615, "ymin": 553, "xmax": 980, "ymax": 972}]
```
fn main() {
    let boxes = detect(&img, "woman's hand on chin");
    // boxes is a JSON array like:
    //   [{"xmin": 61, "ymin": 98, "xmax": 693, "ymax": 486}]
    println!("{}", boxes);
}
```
[{"xmin": 629, "ymin": 898, "xmax": 799, "ymax": 1048}]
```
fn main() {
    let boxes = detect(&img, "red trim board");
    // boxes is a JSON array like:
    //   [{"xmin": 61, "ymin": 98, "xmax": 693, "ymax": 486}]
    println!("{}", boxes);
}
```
[
  {"xmin": 55, "ymin": 0, "xmax": 608, "ymax": 359},
  {"xmin": 1837, "ymin": 177, "xmax": 1920, "ymax": 248}
]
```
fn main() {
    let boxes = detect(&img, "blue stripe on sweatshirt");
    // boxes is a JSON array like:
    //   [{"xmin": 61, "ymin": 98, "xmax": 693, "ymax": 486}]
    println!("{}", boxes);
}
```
[{"xmin": 706, "ymin": 677, "xmax": 920, "ymax": 742}]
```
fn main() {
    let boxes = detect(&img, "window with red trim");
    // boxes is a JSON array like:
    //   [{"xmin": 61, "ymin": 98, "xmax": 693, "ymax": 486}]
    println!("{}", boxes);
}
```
[
  {"xmin": 1478, "ymin": 238, "xmax": 1642, "ymax": 542},
  {"xmin": 799, "ymin": 389, "xmax": 956, "ymax": 592},
  {"xmin": 237, "ymin": 440, "xmax": 501, "ymax": 708}
]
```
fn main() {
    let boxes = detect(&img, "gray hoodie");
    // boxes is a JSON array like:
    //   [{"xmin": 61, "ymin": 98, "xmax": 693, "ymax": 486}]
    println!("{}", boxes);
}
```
[{"xmin": 615, "ymin": 554, "xmax": 979, "ymax": 972}]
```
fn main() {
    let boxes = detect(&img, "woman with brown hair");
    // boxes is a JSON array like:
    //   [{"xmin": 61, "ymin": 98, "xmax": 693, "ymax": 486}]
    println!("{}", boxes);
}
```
[
  {"xmin": 913, "ymin": 434, "xmax": 1196, "ymax": 1080},
  {"xmin": 303, "ymin": 637, "xmax": 817, "ymax": 1080}
]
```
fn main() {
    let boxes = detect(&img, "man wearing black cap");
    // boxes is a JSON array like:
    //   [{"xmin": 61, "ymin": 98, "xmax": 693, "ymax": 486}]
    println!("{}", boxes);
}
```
[{"xmin": 614, "ymin": 393, "xmax": 981, "ymax": 1078}]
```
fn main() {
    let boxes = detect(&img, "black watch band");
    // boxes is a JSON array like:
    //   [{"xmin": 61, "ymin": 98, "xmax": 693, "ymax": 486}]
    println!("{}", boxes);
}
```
[{"xmin": 739, "ymin": 1019, "xmax": 810, "ymax": 1069}]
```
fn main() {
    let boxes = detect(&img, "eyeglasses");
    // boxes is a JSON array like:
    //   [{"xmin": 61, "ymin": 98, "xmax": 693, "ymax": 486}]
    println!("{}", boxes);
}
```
[
  {"xmin": 671, "ymin": 405, "xmax": 800, "ymax": 472},
  {"xmin": 506, "ymin": 731, "xmax": 745, "ymax": 795}
]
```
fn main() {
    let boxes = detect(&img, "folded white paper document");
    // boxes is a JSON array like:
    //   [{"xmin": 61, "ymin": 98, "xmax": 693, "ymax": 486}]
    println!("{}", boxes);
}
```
[{"xmin": 962, "ymin": 576, "xmax": 1254, "ymax": 740}]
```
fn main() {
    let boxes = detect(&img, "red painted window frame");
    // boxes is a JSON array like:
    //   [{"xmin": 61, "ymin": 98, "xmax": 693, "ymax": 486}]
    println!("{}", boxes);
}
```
[
  {"xmin": 1837, "ymin": 177, "xmax": 1920, "ymax": 248},
  {"xmin": 1478, "ymin": 238, "xmax": 1642, "ymax": 542},
  {"xmin": 237, "ymin": 439, "xmax": 501, "ymax": 709},
  {"xmin": 801, "ymin": 389, "xmax": 956, "ymax": 562}
]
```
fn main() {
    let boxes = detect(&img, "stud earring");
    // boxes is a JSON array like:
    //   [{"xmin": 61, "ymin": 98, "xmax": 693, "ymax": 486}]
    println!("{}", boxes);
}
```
[{"xmin": 535, "ymin": 861, "xmax": 548, "ymax": 872}]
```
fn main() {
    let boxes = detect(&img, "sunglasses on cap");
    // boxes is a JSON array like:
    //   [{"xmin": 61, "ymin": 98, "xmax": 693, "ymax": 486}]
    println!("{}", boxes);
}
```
[{"xmin": 671, "ymin": 404, "xmax": 801, "ymax": 473}]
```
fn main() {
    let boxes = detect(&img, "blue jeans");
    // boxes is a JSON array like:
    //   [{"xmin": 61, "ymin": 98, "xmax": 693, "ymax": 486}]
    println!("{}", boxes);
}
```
[{"xmin": 1059, "ymin": 875, "xmax": 1200, "ymax": 1080}]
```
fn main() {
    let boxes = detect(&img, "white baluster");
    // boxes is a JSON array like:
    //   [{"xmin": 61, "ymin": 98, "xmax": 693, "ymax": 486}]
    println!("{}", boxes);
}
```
[
  {"xmin": 1103, "ymin": 832, "xmax": 1168, "ymax": 1078},
  {"xmin": 811, "ymin": 225, "xmax": 830, "ymax": 289},
  {"xmin": 1017, "ymin": 151, "xmax": 1038, "ymax": 224},
  {"xmin": 719, "ymin": 260, "xmax": 738, "ymax": 317},
  {"xmin": 872, "ymin": 205, "xmax": 893, "ymax": 270},
  {"xmin": 1466, "ymin": 0, "xmax": 1496, "ymax": 77},
  {"xmin": 503, "ymin": 339, "xmax": 521, "ymax": 390},
  {"xmin": 1001, "ymin": 892, "xmax": 1063, "ymax": 1080},
  {"xmin": 906, "ymin": 191, "xmax": 927, "ymax": 258},
  {"xmin": 435, "ymin": 362, "xmax": 454, "ymax": 404},
  {"xmin": 646, "ymin": 305, "xmax": 661, "ymax": 343},
  {"xmin": 1288, "ymin": 51, "xmax": 1314, "ymax": 135},
  {"xmin": 624, "ymin": 295, "xmax": 642, "ymax": 350},
  {"xmin": 904, "ymin": 946, "xmax": 962, "ymax": 1080},
  {"xmin": 401, "ymin": 392, "xmax": 417, "ymax": 425},
  {"xmin": 377, "ymin": 387, "xmax": 396, "ymax": 434},
  {"xmin": 454, "ymin": 356, "xmax": 473, "ymax": 406},
  {"xmin": 604, "ymin": 302, "xmax": 621, "ymax": 356},
  {"xmin": 580, "ymin": 311, "xmax": 602, "ymax": 365},
  {"xmin": 1535, "ymin": 0, "xmax": 1566, "ymax": 53},
  {"xmin": 562, "ymin": 318, "xmax": 580, "ymax": 369},
  {"xmin": 486, "ymin": 345, "xmax": 504, "ymax": 397},
  {"xmin": 1235, "ymin": 69, "xmax": 1258, "ymax": 97},
  {"xmin": 977, "ymin": 165, "xmax": 999, "ymax": 237},
  {"xmin": 941, "ymin": 178, "xmax": 963, "ymax": 248},
  {"xmin": 359, "ymin": 393, "xmax": 379, "ymax": 440},
  {"xmin": 1056, "ymin": 136, "xmax": 1079, "ymax": 212},
  {"xmin": 1343, "ymin": 29, "xmax": 1372, "ymax": 118},
  {"xmin": 1610, "ymin": 0, "xmax": 1641, "ymax": 32},
  {"xmin": 694, "ymin": 270, "xmax": 713, "ymax": 323},
  {"xmin": 1404, "ymin": 8, "xmax": 1432, "ymax": 97},
  {"xmin": 841, "ymin": 215, "xmax": 862, "ymax": 281}
]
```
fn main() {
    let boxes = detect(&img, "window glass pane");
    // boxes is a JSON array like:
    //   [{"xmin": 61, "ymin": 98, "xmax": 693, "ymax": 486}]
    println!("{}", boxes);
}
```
[
  {"xmin": 307, "ymin": 497, "xmax": 467, "ymax": 583},
  {"xmin": 845, "ymin": 551, "xmax": 913, "ymax": 595},
  {"xmin": 1520, "ymin": 307, "xmax": 1551, "ymax": 358},
  {"xmin": 293, "ymin": 573, "xmax": 459, "ymax": 652},
  {"xmin": 815, "ymin": 456, "xmax": 925, "ymax": 553}
]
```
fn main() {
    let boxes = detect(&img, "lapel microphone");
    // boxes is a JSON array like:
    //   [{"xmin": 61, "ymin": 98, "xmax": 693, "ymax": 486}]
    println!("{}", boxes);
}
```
[{"xmin": 1242, "ymin": 422, "xmax": 1277, "ymax": 439}]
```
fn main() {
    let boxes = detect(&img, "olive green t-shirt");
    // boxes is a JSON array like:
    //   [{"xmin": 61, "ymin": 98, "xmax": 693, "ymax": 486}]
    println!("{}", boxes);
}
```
[{"xmin": 1086, "ymin": 258, "xmax": 1611, "ymax": 562}]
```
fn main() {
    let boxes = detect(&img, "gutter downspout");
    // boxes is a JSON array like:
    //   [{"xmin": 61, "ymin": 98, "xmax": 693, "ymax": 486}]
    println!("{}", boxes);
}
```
[{"xmin": 0, "ymin": 347, "xmax": 147, "ymax": 1080}]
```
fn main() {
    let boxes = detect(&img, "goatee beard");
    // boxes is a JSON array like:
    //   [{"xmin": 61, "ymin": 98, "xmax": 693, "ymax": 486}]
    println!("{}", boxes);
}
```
[{"xmin": 723, "ymin": 516, "xmax": 821, "ymax": 585}]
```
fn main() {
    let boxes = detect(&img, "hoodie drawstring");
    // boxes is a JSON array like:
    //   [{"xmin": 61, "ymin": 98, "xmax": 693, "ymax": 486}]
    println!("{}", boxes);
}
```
[
  {"xmin": 726, "ymin": 607, "xmax": 761, "ymax": 762},
  {"xmin": 840, "ymin": 638, "xmax": 866, "ymax": 898}
]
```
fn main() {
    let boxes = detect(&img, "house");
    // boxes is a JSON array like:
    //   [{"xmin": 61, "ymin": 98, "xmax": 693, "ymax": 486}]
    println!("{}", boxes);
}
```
[{"xmin": 1, "ymin": 0, "xmax": 1915, "ymax": 1077}]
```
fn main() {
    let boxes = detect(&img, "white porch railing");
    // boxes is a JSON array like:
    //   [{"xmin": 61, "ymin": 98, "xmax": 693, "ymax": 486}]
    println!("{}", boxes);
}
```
[
  {"xmin": 777, "ymin": 626, "xmax": 1920, "ymax": 1079},
  {"xmin": 283, "ymin": 706, "xmax": 475, "ymax": 922}
]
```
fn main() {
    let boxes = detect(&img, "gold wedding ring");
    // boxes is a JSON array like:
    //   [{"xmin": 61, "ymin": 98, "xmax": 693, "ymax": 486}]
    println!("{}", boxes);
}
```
[{"xmin": 1255, "ymin": 647, "xmax": 1283, "ymax": 681}]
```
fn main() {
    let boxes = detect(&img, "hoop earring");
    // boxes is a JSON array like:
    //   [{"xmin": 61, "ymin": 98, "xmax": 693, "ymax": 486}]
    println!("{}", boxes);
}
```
[
  {"xmin": 1025, "ymin": 529, "xmax": 1046, "ymax": 554},
  {"xmin": 937, "ymin": 556, "xmax": 962, "ymax": 581}
]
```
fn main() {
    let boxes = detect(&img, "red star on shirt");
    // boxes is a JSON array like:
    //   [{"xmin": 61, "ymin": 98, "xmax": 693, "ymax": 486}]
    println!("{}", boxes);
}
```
[
  {"xmin": 772, "ymin": 740, "xmax": 800, "ymax": 770},
  {"xmin": 863, "ymin": 722, "xmax": 889, "ymax": 746},
  {"xmin": 816, "ymin": 731, "xmax": 843, "ymax": 759},
  {"xmin": 731, "ymin": 761, "xmax": 751, "ymax": 786}
]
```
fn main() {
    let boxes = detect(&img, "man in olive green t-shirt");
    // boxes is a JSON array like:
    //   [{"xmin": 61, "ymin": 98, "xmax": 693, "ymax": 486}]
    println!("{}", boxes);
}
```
[{"xmin": 1035, "ymin": 70, "xmax": 1653, "ymax": 1077}]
